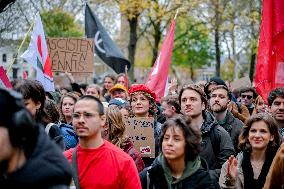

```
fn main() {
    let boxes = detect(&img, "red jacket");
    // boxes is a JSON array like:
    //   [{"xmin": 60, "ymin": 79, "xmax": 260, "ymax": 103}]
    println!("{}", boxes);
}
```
[{"xmin": 122, "ymin": 139, "xmax": 145, "ymax": 172}]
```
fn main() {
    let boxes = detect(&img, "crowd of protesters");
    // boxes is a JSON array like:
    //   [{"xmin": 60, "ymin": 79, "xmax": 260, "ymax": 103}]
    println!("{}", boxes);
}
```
[{"xmin": 0, "ymin": 73, "xmax": 284, "ymax": 189}]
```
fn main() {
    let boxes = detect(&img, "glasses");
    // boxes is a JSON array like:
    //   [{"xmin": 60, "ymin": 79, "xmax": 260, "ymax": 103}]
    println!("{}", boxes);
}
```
[
  {"xmin": 241, "ymin": 95, "xmax": 253, "ymax": 99},
  {"xmin": 72, "ymin": 112, "xmax": 97, "ymax": 119}
]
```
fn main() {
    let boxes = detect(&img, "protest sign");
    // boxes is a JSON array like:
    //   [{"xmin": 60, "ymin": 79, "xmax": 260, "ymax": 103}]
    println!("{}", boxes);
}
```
[
  {"xmin": 47, "ymin": 38, "xmax": 94, "ymax": 73},
  {"xmin": 53, "ymin": 74, "xmax": 71, "ymax": 88},
  {"xmin": 230, "ymin": 76, "xmax": 251, "ymax": 91},
  {"xmin": 124, "ymin": 117, "xmax": 155, "ymax": 158}
]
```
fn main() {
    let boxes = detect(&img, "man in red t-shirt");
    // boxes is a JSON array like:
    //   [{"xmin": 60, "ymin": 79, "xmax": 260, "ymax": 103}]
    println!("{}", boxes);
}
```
[{"xmin": 64, "ymin": 95, "xmax": 141, "ymax": 189}]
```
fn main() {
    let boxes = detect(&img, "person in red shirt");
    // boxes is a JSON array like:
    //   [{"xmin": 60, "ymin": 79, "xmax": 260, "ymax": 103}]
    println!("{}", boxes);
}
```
[{"xmin": 64, "ymin": 95, "xmax": 141, "ymax": 189}]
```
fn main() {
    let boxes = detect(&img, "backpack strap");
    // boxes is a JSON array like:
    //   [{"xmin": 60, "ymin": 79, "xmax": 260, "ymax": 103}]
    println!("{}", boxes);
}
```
[
  {"xmin": 72, "ymin": 147, "xmax": 80, "ymax": 189},
  {"xmin": 45, "ymin": 123, "xmax": 55, "ymax": 135},
  {"xmin": 210, "ymin": 126, "xmax": 221, "ymax": 157}
]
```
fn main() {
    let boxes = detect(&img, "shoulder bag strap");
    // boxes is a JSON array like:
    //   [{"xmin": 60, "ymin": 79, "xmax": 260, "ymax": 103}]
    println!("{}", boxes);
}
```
[{"xmin": 72, "ymin": 147, "xmax": 80, "ymax": 189}]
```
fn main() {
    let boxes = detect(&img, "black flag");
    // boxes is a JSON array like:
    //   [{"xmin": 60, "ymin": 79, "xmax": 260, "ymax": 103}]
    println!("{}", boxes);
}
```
[{"xmin": 85, "ymin": 3, "xmax": 131, "ymax": 74}]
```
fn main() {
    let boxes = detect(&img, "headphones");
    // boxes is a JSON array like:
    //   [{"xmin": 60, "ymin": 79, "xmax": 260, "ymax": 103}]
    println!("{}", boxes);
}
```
[{"xmin": 0, "ymin": 88, "xmax": 36, "ymax": 148}]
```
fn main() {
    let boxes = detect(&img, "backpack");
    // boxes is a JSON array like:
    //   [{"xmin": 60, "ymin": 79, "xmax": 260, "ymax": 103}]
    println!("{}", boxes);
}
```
[
  {"xmin": 45, "ymin": 123, "xmax": 78, "ymax": 150},
  {"xmin": 45, "ymin": 123, "xmax": 65, "ymax": 150},
  {"xmin": 59, "ymin": 123, "xmax": 79, "ymax": 150}
]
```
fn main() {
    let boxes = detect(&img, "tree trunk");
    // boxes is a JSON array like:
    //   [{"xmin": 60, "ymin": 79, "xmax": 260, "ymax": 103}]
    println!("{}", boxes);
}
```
[
  {"xmin": 215, "ymin": 26, "xmax": 221, "ymax": 77},
  {"xmin": 128, "ymin": 17, "xmax": 138, "ymax": 81},
  {"xmin": 249, "ymin": 52, "xmax": 256, "ymax": 82},
  {"xmin": 151, "ymin": 21, "xmax": 162, "ymax": 66},
  {"xmin": 190, "ymin": 61, "xmax": 194, "ymax": 81}
]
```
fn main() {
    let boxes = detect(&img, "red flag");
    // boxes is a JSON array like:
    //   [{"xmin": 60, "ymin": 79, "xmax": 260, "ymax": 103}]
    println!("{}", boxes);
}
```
[
  {"xmin": 0, "ymin": 66, "xmax": 12, "ymax": 89},
  {"xmin": 145, "ymin": 20, "xmax": 176, "ymax": 102},
  {"xmin": 23, "ymin": 70, "xmax": 28, "ymax": 80},
  {"xmin": 254, "ymin": 0, "xmax": 284, "ymax": 102}
]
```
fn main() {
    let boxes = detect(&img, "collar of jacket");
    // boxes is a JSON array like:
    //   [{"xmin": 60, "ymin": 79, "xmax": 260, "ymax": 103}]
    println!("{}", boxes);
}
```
[
  {"xmin": 158, "ymin": 154, "xmax": 201, "ymax": 187},
  {"xmin": 217, "ymin": 110, "xmax": 233, "ymax": 132},
  {"xmin": 200, "ymin": 111, "xmax": 219, "ymax": 134}
]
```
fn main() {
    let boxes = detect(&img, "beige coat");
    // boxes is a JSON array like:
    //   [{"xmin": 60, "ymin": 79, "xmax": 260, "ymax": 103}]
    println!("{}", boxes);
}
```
[{"xmin": 219, "ymin": 153, "xmax": 244, "ymax": 189}]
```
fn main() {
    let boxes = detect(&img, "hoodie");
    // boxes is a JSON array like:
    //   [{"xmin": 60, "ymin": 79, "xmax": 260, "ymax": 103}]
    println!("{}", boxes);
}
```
[
  {"xmin": 140, "ymin": 154, "xmax": 216, "ymax": 189},
  {"xmin": 0, "ymin": 126, "xmax": 72, "ymax": 189},
  {"xmin": 159, "ymin": 155, "xmax": 201, "ymax": 188}
]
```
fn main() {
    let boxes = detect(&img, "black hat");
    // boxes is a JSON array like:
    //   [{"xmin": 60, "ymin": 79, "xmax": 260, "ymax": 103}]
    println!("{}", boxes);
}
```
[
  {"xmin": 0, "ymin": 88, "xmax": 24, "ymax": 126},
  {"xmin": 204, "ymin": 77, "xmax": 227, "ymax": 95}
]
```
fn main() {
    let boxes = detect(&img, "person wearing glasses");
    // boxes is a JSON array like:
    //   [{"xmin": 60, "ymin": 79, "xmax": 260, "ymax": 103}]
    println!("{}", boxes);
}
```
[
  {"xmin": 240, "ymin": 87, "xmax": 258, "ymax": 115},
  {"xmin": 64, "ymin": 95, "xmax": 141, "ymax": 189}
]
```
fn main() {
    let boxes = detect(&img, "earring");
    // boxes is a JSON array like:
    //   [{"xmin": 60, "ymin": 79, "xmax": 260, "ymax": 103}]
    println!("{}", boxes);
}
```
[{"xmin": 104, "ymin": 129, "xmax": 109, "ymax": 136}]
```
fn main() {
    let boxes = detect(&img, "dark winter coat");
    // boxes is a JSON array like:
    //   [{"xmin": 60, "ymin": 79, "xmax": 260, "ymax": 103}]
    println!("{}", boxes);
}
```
[
  {"xmin": 140, "ymin": 154, "xmax": 218, "ymax": 189},
  {"xmin": 0, "ymin": 126, "xmax": 72, "ymax": 189},
  {"xmin": 217, "ymin": 110, "xmax": 243, "ymax": 152},
  {"xmin": 200, "ymin": 111, "xmax": 235, "ymax": 182}
]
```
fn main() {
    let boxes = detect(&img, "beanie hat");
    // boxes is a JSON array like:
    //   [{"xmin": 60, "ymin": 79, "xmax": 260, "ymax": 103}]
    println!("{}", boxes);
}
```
[
  {"xmin": 108, "ymin": 98, "xmax": 127, "ymax": 108},
  {"xmin": 204, "ymin": 76, "xmax": 227, "ymax": 95},
  {"xmin": 109, "ymin": 84, "xmax": 128, "ymax": 94},
  {"xmin": 128, "ymin": 84, "xmax": 156, "ymax": 101}
]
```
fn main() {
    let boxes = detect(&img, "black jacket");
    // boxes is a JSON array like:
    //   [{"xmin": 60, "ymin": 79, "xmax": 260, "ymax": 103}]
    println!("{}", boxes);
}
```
[
  {"xmin": 200, "ymin": 112, "xmax": 235, "ymax": 182},
  {"xmin": 217, "ymin": 111, "xmax": 243, "ymax": 152},
  {"xmin": 0, "ymin": 126, "xmax": 72, "ymax": 189},
  {"xmin": 140, "ymin": 156, "xmax": 218, "ymax": 189}
]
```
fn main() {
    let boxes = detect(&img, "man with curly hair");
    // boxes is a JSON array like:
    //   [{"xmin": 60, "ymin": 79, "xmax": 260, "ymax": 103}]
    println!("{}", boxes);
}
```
[{"xmin": 268, "ymin": 87, "xmax": 284, "ymax": 138}]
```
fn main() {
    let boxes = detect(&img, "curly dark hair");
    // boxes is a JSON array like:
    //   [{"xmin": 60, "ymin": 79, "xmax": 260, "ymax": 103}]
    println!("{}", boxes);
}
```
[
  {"xmin": 160, "ymin": 115, "xmax": 201, "ymax": 162},
  {"xmin": 14, "ymin": 79, "xmax": 46, "ymax": 123},
  {"xmin": 240, "ymin": 87, "xmax": 258, "ymax": 99},
  {"xmin": 44, "ymin": 99, "xmax": 60, "ymax": 124},
  {"xmin": 267, "ymin": 88, "xmax": 284, "ymax": 106},
  {"xmin": 238, "ymin": 113, "xmax": 281, "ymax": 152}
]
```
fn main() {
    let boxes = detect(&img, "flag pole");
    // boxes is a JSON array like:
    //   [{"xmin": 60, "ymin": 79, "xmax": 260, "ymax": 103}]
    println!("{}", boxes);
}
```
[
  {"xmin": 174, "ymin": 8, "xmax": 180, "ymax": 20},
  {"xmin": 124, "ymin": 65, "xmax": 129, "ymax": 89},
  {"xmin": 7, "ymin": 19, "xmax": 35, "ymax": 73}
]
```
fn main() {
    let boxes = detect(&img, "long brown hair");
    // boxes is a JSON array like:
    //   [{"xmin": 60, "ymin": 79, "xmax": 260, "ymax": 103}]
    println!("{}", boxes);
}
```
[
  {"xmin": 105, "ymin": 107, "xmax": 128, "ymax": 147},
  {"xmin": 238, "ymin": 113, "xmax": 281, "ymax": 152},
  {"xmin": 59, "ymin": 92, "xmax": 79, "ymax": 123}
]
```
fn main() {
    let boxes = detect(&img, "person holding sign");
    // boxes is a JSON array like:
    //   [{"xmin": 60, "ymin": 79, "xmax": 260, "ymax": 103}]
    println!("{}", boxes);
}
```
[
  {"xmin": 219, "ymin": 113, "xmax": 281, "ymax": 189},
  {"xmin": 128, "ymin": 84, "xmax": 162, "ymax": 167},
  {"xmin": 139, "ymin": 116, "xmax": 218, "ymax": 189}
]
